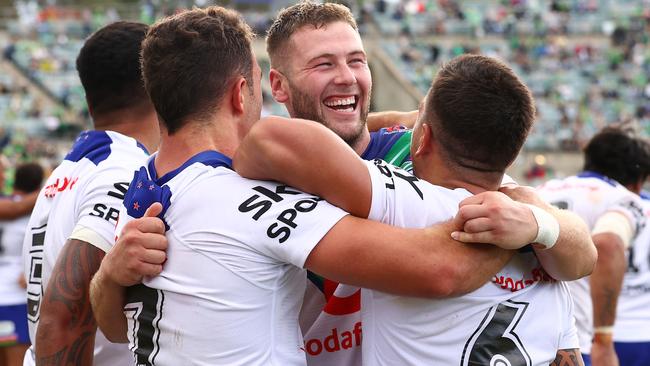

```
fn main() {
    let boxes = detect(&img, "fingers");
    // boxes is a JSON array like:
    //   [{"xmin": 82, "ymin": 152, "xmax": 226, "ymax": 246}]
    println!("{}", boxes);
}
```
[
  {"xmin": 131, "ymin": 215, "xmax": 166, "ymax": 235},
  {"xmin": 462, "ymin": 218, "xmax": 494, "ymax": 233},
  {"xmin": 135, "ymin": 263, "xmax": 164, "ymax": 278},
  {"xmin": 144, "ymin": 202, "xmax": 163, "ymax": 218},
  {"xmin": 140, "ymin": 248, "xmax": 167, "ymax": 265},
  {"xmin": 458, "ymin": 193, "xmax": 486, "ymax": 207},
  {"xmin": 451, "ymin": 230, "xmax": 496, "ymax": 244},
  {"xmin": 455, "ymin": 204, "xmax": 491, "ymax": 223}
]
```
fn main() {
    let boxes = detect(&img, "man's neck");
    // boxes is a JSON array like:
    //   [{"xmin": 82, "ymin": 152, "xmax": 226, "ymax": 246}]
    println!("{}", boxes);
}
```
[
  {"xmin": 414, "ymin": 157, "xmax": 501, "ymax": 195},
  {"xmin": 93, "ymin": 106, "xmax": 160, "ymax": 153},
  {"xmin": 351, "ymin": 128, "xmax": 371, "ymax": 156},
  {"xmin": 154, "ymin": 119, "xmax": 239, "ymax": 178}
]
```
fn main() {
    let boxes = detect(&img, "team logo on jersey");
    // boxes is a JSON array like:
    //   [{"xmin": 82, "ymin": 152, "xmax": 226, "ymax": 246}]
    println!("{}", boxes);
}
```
[
  {"xmin": 44, "ymin": 176, "xmax": 79, "ymax": 198},
  {"xmin": 238, "ymin": 184, "xmax": 324, "ymax": 244},
  {"xmin": 303, "ymin": 322, "xmax": 362, "ymax": 356}
]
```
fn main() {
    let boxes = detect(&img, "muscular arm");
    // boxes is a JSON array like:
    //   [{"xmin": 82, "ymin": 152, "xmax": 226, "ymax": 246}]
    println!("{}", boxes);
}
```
[
  {"xmin": 589, "ymin": 231, "xmax": 626, "ymax": 366},
  {"xmin": 35, "ymin": 239, "xmax": 103, "ymax": 366},
  {"xmin": 89, "ymin": 265, "xmax": 128, "ymax": 343},
  {"xmin": 0, "ymin": 190, "xmax": 37, "ymax": 219},
  {"xmin": 306, "ymin": 216, "xmax": 513, "ymax": 298},
  {"xmin": 366, "ymin": 110, "xmax": 418, "ymax": 131},
  {"xmin": 550, "ymin": 349, "xmax": 584, "ymax": 366},
  {"xmin": 234, "ymin": 117, "xmax": 512, "ymax": 297}
]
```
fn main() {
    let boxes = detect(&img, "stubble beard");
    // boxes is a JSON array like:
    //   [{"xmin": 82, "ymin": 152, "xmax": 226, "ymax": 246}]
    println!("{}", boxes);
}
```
[{"xmin": 287, "ymin": 82, "xmax": 370, "ymax": 148}]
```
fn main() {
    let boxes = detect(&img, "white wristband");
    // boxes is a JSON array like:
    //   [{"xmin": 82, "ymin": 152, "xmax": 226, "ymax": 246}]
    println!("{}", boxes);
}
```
[
  {"xmin": 593, "ymin": 326, "xmax": 614, "ymax": 334},
  {"xmin": 525, "ymin": 204, "xmax": 560, "ymax": 249}
]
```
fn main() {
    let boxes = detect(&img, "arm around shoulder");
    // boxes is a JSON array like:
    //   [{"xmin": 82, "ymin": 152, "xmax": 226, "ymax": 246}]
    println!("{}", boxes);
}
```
[{"xmin": 304, "ymin": 216, "xmax": 514, "ymax": 298}]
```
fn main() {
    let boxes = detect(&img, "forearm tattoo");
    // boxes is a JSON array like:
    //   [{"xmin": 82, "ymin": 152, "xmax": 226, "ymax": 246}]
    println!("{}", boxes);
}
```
[{"xmin": 550, "ymin": 348, "xmax": 584, "ymax": 366}]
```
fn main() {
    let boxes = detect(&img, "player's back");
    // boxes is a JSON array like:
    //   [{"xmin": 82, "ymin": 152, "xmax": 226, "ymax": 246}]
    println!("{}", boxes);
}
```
[
  {"xmin": 361, "ymin": 160, "xmax": 576, "ymax": 366},
  {"xmin": 537, "ymin": 173, "xmax": 644, "ymax": 231},
  {"xmin": 121, "ymin": 151, "xmax": 346, "ymax": 366},
  {"xmin": 537, "ymin": 172, "xmax": 645, "ymax": 354},
  {"xmin": 22, "ymin": 130, "xmax": 148, "ymax": 365}
]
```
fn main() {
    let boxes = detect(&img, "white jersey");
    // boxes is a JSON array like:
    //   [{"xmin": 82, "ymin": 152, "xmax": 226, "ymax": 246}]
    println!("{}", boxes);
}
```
[
  {"xmin": 614, "ymin": 196, "xmax": 650, "ymax": 342},
  {"xmin": 116, "ymin": 151, "xmax": 347, "ymax": 366},
  {"xmin": 0, "ymin": 198, "xmax": 30, "ymax": 306},
  {"xmin": 537, "ymin": 172, "xmax": 645, "ymax": 353},
  {"xmin": 359, "ymin": 160, "xmax": 577, "ymax": 366},
  {"xmin": 302, "ymin": 168, "xmax": 519, "ymax": 366},
  {"xmin": 22, "ymin": 130, "xmax": 149, "ymax": 366}
]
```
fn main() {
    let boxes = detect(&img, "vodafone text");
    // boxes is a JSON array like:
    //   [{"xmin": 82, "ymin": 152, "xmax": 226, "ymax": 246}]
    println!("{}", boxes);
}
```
[{"xmin": 304, "ymin": 322, "xmax": 362, "ymax": 356}]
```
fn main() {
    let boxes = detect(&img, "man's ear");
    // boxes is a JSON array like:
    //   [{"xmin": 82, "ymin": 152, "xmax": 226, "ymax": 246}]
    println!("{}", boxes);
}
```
[
  {"xmin": 414, "ymin": 123, "xmax": 434, "ymax": 157},
  {"xmin": 269, "ymin": 68, "xmax": 289, "ymax": 103},
  {"xmin": 230, "ymin": 76, "xmax": 247, "ymax": 115}
]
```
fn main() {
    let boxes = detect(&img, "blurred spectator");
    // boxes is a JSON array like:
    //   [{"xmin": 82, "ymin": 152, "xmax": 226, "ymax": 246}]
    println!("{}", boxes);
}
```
[{"xmin": 0, "ymin": 162, "xmax": 44, "ymax": 366}]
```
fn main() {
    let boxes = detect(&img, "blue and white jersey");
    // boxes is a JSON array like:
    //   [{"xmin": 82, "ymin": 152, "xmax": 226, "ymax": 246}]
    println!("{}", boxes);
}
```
[
  {"xmin": 117, "ymin": 151, "xmax": 347, "ymax": 366},
  {"xmin": 537, "ymin": 172, "xmax": 646, "ymax": 354},
  {"xmin": 22, "ymin": 130, "xmax": 148, "ymax": 366},
  {"xmin": 615, "ymin": 196, "xmax": 650, "ymax": 342},
  {"xmin": 360, "ymin": 160, "xmax": 577, "ymax": 366}
]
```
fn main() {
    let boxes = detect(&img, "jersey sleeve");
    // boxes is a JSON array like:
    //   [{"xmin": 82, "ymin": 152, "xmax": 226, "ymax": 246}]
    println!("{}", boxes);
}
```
[
  {"xmin": 230, "ymin": 181, "xmax": 349, "ymax": 268},
  {"xmin": 69, "ymin": 166, "xmax": 133, "ymax": 252},
  {"xmin": 365, "ymin": 159, "xmax": 429, "ymax": 225},
  {"xmin": 608, "ymin": 194, "xmax": 646, "ymax": 239}
]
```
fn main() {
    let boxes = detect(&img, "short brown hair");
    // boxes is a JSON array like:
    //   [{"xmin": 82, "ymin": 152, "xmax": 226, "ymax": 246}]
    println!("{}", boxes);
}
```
[
  {"xmin": 422, "ymin": 54, "xmax": 535, "ymax": 172},
  {"xmin": 142, "ymin": 6, "xmax": 254, "ymax": 134},
  {"xmin": 266, "ymin": 1, "xmax": 357, "ymax": 69}
]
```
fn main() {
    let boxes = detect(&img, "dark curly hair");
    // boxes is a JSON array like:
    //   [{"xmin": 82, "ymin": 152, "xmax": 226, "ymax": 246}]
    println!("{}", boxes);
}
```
[{"xmin": 583, "ymin": 125, "xmax": 650, "ymax": 186}]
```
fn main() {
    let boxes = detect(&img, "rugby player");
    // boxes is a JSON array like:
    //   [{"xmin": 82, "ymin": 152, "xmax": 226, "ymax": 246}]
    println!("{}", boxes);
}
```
[
  {"xmin": 0, "ymin": 163, "xmax": 43, "ymax": 366},
  {"xmin": 264, "ymin": 3, "xmax": 597, "ymax": 365},
  {"xmin": 88, "ymin": 7, "xmax": 545, "ymax": 365},
  {"xmin": 537, "ymin": 126, "xmax": 650, "ymax": 366},
  {"xmin": 234, "ymin": 54, "xmax": 590, "ymax": 365},
  {"xmin": 614, "ymin": 190, "xmax": 650, "ymax": 366},
  {"xmin": 21, "ymin": 22, "xmax": 159, "ymax": 365}
]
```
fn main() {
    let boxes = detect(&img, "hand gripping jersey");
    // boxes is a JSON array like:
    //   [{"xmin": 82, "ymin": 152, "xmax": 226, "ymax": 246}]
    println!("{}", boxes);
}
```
[
  {"xmin": 22, "ymin": 131, "xmax": 149, "ymax": 366},
  {"xmin": 537, "ymin": 172, "xmax": 646, "ymax": 354},
  {"xmin": 301, "ymin": 126, "xmax": 412, "ymax": 366},
  {"xmin": 117, "ymin": 151, "xmax": 347, "ymax": 366},
  {"xmin": 359, "ymin": 159, "xmax": 577, "ymax": 366},
  {"xmin": 614, "ymin": 196, "xmax": 650, "ymax": 342}
]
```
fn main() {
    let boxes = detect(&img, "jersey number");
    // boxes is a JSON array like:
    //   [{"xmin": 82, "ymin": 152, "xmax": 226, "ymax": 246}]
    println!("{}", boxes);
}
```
[
  {"xmin": 461, "ymin": 300, "xmax": 531, "ymax": 366},
  {"xmin": 26, "ymin": 224, "xmax": 47, "ymax": 323},
  {"xmin": 125, "ymin": 284, "xmax": 165, "ymax": 366}
]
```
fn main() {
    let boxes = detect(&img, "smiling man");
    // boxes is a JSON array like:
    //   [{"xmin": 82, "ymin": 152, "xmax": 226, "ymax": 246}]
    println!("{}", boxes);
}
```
[{"xmin": 266, "ymin": 3, "xmax": 372, "ymax": 155}]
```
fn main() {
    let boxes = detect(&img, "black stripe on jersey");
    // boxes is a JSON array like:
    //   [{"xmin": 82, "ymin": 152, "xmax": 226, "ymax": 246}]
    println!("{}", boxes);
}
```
[{"xmin": 126, "ymin": 284, "xmax": 164, "ymax": 366}]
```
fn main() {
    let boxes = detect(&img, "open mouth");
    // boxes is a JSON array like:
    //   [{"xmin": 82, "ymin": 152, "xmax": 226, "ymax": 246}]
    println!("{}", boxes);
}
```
[{"xmin": 323, "ymin": 96, "xmax": 358, "ymax": 113}]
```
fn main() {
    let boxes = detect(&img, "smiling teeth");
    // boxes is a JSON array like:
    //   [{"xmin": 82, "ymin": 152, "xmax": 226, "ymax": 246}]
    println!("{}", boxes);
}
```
[{"xmin": 324, "ymin": 97, "xmax": 355, "ymax": 107}]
